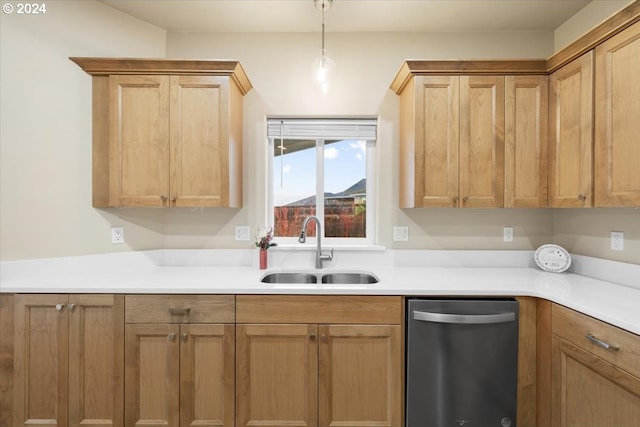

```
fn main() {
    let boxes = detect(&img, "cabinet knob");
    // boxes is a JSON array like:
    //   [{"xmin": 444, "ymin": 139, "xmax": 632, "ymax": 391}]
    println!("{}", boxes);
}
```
[
  {"xmin": 462, "ymin": 196, "xmax": 469, "ymax": 203},
  {"xmin": 180, "ymin": 333, "xmax": 188, "ymax": 341},
  {"xmin": 309, "ymin": 333, "xmax": 316, "ymax": 341},
  {"xmin": 321, "ymin": 335, "xmax": 328, "ymax": 343},
  {"xmin": 578, "ymin": 194, "xmax": 587, "ymax": 201},
  {"xmin": 160, "ymin": 195, "xmax": 168, "ymax": 203},
  {"xmin": 453, "ymin": 196, "xmax": 459, "ymax": 203},
  {"xmin": 55, "ymin": 304, "xmax": 64, "ymax": 312},
  {"xmin": 170, "ymin": 196, "xmax": 177, "ymax": 204},
  {"xmin": 168, "ymin": 333, "xmax": 176, "ymax": 341},
  {"xmin": 67, "ymin": 303, "xmax": 75, "ymax": 312}
]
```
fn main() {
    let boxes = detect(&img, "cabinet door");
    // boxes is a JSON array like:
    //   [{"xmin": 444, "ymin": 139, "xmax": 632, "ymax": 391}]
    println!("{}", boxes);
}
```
[
  {"xmin": 170, "ymin": 76, "xmax": 236, "ymax": 208},
  {"xmin": 505, "ymin": 75, "xmax": 549, "ymax": 207},
  {"xmin": 409, "ymin": 75, "xmax": 460, "ymax": 207},
  {"xmin": 68, "ymin": 295, "xmax": 124, "ymax": 427},
  {"xmin": 236, "ymin": 324, "xmax": 318, "ymax": 427},
  {"xmin": 318, "ymin": 325, "xmax": 401, "ymax": 427},
  {"xmin": 13, "ymin": 294, "xmax": 68, "ymax": 427},
  {"xmin": 460, "ymin": 75, "xmax": 505, "ymax": 207},
  {"xmin": 109, "ymin": 75, "xmax": 170, "ymax": 207},
  {"xmin": 594, "ymin": 23, "xmax": 640, "ymax": 207},
  {"xmin": 551, "ymin": 336, "xmax": 640, "ymax": 427},
  {"xmin": 125, "ymin": 324, "xmax": 180, "ymax": 427},
  {"xmin": 180, "ymin": 324, "xmax": 235, "ymax": 427},
  {"xmin": 549, "ymin": 51, "xmax": 594, "ymax": 207}
]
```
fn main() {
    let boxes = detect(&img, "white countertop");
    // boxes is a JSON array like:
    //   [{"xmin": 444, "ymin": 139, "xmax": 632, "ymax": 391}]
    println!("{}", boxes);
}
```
[{"xmin": 1, "ymin": 249, "xmax": 639, "ymax": 335}]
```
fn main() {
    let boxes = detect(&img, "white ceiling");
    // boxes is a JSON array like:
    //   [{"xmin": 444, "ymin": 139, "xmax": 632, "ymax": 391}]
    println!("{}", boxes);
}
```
[{"xmin": 98, "ymin": 0, "xmax": 593, "ymax": 33}]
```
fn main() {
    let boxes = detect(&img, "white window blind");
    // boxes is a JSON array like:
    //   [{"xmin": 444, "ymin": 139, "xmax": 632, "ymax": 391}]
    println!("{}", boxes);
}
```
[{"xmin": 267, "ymin": 118, "xmax": 377, "ymax": 141}]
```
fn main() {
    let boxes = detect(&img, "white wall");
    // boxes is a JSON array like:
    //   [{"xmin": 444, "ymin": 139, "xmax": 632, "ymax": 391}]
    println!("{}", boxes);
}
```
[
  {"xmin": 1, "ymin": 1, "xmax": 637, "ymax": 264},
  {"xmin": 0, "ymin": 1, "xmax": 167, "ymax": 260},
  {"xmin": 554, "ymin": 0, "xmax": 634, "ymax": 52},
  {"xmin": 165, "ymin": 31, "xmax": 556, "ymax": 253}
]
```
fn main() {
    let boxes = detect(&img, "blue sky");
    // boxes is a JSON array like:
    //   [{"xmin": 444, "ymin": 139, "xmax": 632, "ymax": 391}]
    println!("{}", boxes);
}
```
[{"xmin": 273, "ymin": 139, "xmax": 365, "ymax": 206}]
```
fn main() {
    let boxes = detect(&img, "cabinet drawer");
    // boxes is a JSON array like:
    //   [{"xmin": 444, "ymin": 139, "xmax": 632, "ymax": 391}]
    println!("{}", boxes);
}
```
[
  {"xmin": 236, "ymin": 295, "xmax": 402, "ymax": 324},
  {"xmin": 552, "ymin": 303, "xmax": 640, "ymax": 378},
  {"xmin": 125, "ymin": 295, "xmax": 234, "ymax": 323}
]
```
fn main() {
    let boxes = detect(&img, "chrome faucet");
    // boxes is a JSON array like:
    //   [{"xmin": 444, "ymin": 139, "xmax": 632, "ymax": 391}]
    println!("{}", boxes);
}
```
[{"xmin": 298, "ymin": 215, "xmax": 334, "ymax": 269}]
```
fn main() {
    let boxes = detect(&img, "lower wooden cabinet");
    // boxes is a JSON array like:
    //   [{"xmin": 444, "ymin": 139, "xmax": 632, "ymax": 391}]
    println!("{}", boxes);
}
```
[
  {"xmin": 12, "ymin": 294, "xmax": 124, "ymax": 427},
  {"xmin": 124, "ymin": 323, "xmax": 235, "ymax": 427},
  {"xmin": 236, "ymin": 323, "xmax": 318, "ymax": 427},
  {"xmin": 7, "ymin": 293, "xmax": 638, "ymax": 427},
  {"xmin": 318, "ymin": 324, "xmax": 401, "ymax": 427},
  {"xmin": 124, "ymin": 295, "xmax": 235, "ymax": 427},
  {"xmin": 551, "ymin": 304, "xmax": 640, "ymax": 427},
  {"xmin": 235, "ymin": 295, "xmax": 403, "ymax": 427}
]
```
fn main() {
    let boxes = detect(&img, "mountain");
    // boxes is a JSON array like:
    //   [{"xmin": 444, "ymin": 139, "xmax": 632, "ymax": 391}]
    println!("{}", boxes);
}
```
[
  {"xmin": 286, "ymin": 179, "xmax": 366, "ymax": 206},
  {"xmin": 334, "ymin": 178, "xmax": 366, "ymax": 197}
]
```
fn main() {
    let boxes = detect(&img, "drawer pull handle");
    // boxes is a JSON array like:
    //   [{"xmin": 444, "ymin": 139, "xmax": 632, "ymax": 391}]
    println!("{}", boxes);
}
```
[
  {"xmin": 586, "ymin": 333, "xmax": 619, "ymax": 351},
  {"xmin": 169, "ymin": 307, "xmax": 191, "ymax": 315}
]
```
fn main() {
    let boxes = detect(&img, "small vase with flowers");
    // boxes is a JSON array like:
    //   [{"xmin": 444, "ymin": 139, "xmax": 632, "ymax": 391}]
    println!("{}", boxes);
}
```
[{"xmin": 255, "ymin": 226, "xmax": 275, "ymax": 269}]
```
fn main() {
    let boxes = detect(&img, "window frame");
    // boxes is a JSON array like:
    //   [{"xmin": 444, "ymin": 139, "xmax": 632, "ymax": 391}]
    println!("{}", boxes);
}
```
[{"xmin": 266, "ymin": 118, "xmax": 377, "ymax": 247}]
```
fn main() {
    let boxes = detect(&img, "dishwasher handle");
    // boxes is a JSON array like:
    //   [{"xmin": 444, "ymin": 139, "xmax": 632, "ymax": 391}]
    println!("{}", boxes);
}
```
[{"xmin": 413, "ymin": 310, "xmax": 516, "ymax": 325}]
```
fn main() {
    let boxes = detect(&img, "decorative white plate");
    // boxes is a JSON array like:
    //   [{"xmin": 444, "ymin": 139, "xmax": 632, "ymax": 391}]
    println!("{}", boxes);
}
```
[{"xmin": 534, "ymin": 244, "xmax": 571, "ymax": 273}]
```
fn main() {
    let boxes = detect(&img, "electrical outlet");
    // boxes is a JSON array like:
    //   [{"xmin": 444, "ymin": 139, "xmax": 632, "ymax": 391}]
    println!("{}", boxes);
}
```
[
  {"xmin": 393, "ymin": 226, "xmax": 409, "ymax": 242},
  {"xmin": 235, "ymin": 226, "xmax": 250, "ymax": 241},
  {"xmin": 503, "ymin": 227, "xmax": 514, "ymax": 243},
  {"xmin": 611, "ymin": 231, "xmax": 624, "ymax": 251},
  {"xmin": 111, "ymin": 227, "xmax": 124, "ymax": 244}
]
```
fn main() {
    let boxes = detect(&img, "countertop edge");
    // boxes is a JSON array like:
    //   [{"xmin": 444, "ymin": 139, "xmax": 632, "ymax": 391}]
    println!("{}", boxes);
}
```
[{"xmin": 1, "ymin": 251, "xmax": 638, "ymax": 336}]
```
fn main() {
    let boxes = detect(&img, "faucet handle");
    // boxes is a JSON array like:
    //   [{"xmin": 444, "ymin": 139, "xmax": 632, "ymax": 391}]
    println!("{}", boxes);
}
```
[{"xmin": 321, "ymin": 248, "xmax": 334, "ymax": 261}]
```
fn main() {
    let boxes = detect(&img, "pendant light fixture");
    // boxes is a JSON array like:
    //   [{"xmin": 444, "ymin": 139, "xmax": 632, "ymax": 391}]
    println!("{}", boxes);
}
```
[{"xmin": 311, "ymin": 0, "xmax": 334, "ymax": 94}]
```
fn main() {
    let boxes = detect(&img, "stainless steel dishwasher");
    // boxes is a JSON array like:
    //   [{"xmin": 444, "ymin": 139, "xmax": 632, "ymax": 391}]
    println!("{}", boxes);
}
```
[{"xmin": 406, "ymin": 299, "xmax": 519, "ymax": 427}]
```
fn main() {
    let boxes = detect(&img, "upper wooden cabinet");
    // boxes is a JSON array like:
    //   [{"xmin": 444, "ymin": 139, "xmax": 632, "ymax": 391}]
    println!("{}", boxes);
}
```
[
  {"xmin": 398, "ymin": 74, "xmax": 459, "ymax": 208},
  {"xmin": 505, "ymin": 76, "xmax": 549, "ymax": 208},
  {"xmin": 394, "ymin": 68, "xmax": 514, "ymax": 208},
  {"xmin": 460, "ymin": 75, "xmax": 505, "ymax": 208},
  {"xmin": 594, "ymin": 22, "xmax": 640, "ymax": 207},
  {"xmin": 391, "ymin": 3, "xmax": 639, "ymax": 209},
  {"xmin": 71, "ymin": 58, "xmax": 252, "ymax": 208},
  {"xmin": 549, "ymin": 51, "xmax": 594, "ymax": 208}
]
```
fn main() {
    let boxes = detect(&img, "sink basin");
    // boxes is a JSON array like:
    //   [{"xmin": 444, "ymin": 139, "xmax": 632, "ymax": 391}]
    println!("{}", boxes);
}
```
[
  {"xmin": 321, "ymin": 272, "xmax": 379, "ymax": 284},
  {"xmin": 260, "ymin": 270, "xmax": 379, "ymax": 286},
  {"xmin": 261, "ymin": 272, "xmax": 318, "ymax": 284}
]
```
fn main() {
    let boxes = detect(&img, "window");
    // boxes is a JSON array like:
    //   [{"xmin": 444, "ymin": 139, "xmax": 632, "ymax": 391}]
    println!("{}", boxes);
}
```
[{"xmin": 267, "ymin": 118, "xmax": 377, "ymax": 245}]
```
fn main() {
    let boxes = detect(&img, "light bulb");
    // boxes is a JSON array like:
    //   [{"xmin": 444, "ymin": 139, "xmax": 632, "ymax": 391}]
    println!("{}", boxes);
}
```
[{"xmin": 311, "ymin": 51, "xmax": 335, "ymax": 94}]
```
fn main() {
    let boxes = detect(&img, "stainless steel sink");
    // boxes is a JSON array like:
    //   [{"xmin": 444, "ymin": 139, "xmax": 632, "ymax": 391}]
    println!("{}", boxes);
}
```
[
  {"xmin": 261, "ymin": 270, "xmax": 379, "ymax": 285},
  {"xmin": 261, "ymin": 272, "xmax": 318, "ymax": 284},
  {"xmin": 321, "ymin": 272, "xmax": 379, "ymax": 284}
]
